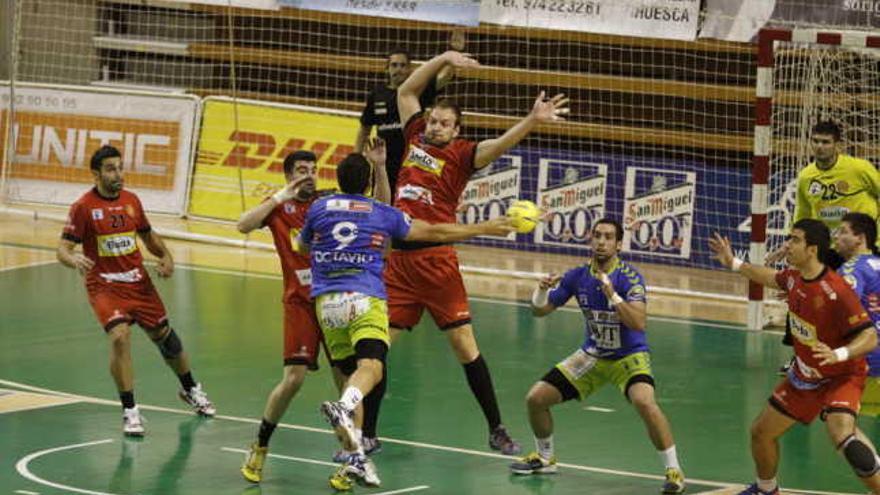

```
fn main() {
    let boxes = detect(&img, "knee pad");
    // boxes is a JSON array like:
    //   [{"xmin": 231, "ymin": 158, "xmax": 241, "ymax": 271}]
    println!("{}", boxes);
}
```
[
  {"xmin": 355, "ymin": 338, "xmax": 388, "ymax": 362},
  {"xmin": 840, "ymin": 434, "xmax": 880, "ymax": 477},
  {"xmin": 154, "ymin": 328, "xmax": 183, "ymax": 359},
  {"xmin": 333, "ymin": 356, "xmax": 358, "ymax": 376}
]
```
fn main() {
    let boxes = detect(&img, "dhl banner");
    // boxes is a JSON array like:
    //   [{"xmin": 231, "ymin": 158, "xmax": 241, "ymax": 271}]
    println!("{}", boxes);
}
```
[
  {"xmin": 189, "ymin": 97, "xmax": 360, "ymax": 220},
  {"xmin": 0, "ymin": 83, "xmax": 198, "ymax": 214}
]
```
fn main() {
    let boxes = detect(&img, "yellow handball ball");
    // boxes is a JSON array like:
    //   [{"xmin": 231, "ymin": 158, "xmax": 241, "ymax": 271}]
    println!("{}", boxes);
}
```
[{"xmin": 506, "ymin": 200, "xmax": 540, "ymax": 234}]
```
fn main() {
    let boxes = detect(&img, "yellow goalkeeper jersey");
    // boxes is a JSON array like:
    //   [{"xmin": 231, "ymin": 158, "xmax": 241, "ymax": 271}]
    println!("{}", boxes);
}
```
[{"xmin": 794, "ymin": 153, "xmax": 880, "ymax": 232}]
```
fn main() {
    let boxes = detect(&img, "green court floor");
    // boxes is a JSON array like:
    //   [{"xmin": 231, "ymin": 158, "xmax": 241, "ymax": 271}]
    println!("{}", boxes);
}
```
[{"xmin": 0, "ymin": 260, "xmax": 874, "ymax": 494}]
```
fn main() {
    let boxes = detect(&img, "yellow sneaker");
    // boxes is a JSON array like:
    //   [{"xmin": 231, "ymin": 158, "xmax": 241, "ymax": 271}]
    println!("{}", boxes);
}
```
[
  {"xmin": 662, "ymin": 467, "xmax": 686, "ymax": 494},
  {"xmin": 329, "ymin": 465, "xmax": 354, "ymax": 491},
  {"xmin": 240, "ymin": 443, "xmax": 268, "ymax": 483}
]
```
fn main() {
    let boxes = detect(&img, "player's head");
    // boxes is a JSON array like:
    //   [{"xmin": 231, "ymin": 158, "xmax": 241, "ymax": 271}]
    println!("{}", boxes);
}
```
[
  {"xmin": 811, "ymin": 120, "xmax": 842, "ymax": 163},
  {"xmin": 837, "ymin": 212, "xmax": 878, "ymax": 258},
  {"xmin": 337, "ymin": 153, "xmax": 372, "ymax": 195},
  {"xmin": 786, "ymin": 218, "xmax": 831, "ymax": 268},
  {"xmin": 425, "ymin": 98, "xmax": 461, "ymax": 146},
  {"xmin": 89, "ymin": 145, "xmax": 124, "ymax": 195},
  {"xmin": 591, "ymin": 218, "xmax": 623, "ymax": 263},
  {"xmin": 386, "ymin": 48, "xmax": 412, "ymax": 87},
  {"xmin": 284, "ymin": 150, "xmax": 317, "ymax": 198}
]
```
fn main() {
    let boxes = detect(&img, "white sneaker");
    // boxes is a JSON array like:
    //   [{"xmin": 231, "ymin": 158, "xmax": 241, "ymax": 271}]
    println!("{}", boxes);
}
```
[
  {"xmin": 320, "ymin": 401, "xmax": 357, "ymax": 451},
  {"xmin": 122, "ymin": 406, "xmax": 145, "ymax": 437},
  {"xmin": 178, "ymin": 383, "xmax": 216, "ymax": 417},
  {"xmin": 346, "ymin": 453, "xmax": 381, "ymax": 487}
]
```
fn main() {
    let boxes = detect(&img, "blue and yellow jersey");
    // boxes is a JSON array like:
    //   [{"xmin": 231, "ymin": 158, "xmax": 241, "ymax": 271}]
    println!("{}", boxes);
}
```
[
  {"xmin": 548, "ymin": 258, "xmax": 649, "ymax": 359},
  {"xmin": 794, "ymin": 154, "xmax": 880, "ymax": 233},
  {"xmin": 839, "ymin": 253, "xmax": 880, "ymax": 376}
]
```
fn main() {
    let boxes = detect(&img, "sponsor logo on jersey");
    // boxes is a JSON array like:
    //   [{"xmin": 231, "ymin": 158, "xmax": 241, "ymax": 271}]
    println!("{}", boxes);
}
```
[
  {"xmin": 403, "ymin": 146, "xmax": 445, "ymax": 176},
  {"xmin": 397, "ymin": 184, "xmax": 434, "ymax": 205},
  {"xmin": 295, "ymin": 268, "xmax": 312, "ymax": 287},
  {"xmin": 819, "ymin": 280, "xmax": 838, "ymax": 300},
  {"xmin": 326, "ymin": 199, "xmax": 373, "ymax": 213},
  {"xmin": 97, "ymin": 232, "xmax": 138, "ymax": 257},
  {"xmin": 789, "ymin": 314, "xmax": 817, "ymax": 344},
  {"xmin": 284, "ymin": 203, "xmax": 296, "ymax": 214},
  {"xmin": 91, "ymin": 208, "xmax": 104, "ymax": 220},
  {"xmin": 99, "ymin": 267, "xmax": 143, "ymax": 283},
  {"xmin": 819, "ymin": 205, "xmax": 849, "ymax": 222},
  {"xmin": 313, "ymin": 250, "xmax": 375, "ymax": 265}
]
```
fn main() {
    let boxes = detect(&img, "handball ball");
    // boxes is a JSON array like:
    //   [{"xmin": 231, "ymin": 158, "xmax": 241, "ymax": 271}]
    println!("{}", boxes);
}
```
[{"xmin": 507, "ymin": 200, "xmax": 540, "ymax": 234}]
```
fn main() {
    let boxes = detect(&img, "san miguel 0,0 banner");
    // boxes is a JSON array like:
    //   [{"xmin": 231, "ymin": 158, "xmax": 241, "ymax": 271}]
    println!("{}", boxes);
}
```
[
  {"xmin": 189, "ymin": 97, "xmax": 359, "ymax": 221},
  {"xmin": 622, "ymin": 167, "xmax": 696, "ymax": 259},
  {"xmin": 457, "ymin": 154, "xmax": 522, "ymax": 241},
  {"xmin": 535, "ymin": 158, "xmax": 608, "ymax": 249},
  {"xmin": 0, "ymin": 83, "xmax": 198, "ymax": 214}
]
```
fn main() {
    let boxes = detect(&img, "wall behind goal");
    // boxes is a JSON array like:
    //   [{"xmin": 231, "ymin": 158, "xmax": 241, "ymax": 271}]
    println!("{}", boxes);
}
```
[{"xmin": 4, "ymin": 0, "xmax": 761, "ymax": 271}]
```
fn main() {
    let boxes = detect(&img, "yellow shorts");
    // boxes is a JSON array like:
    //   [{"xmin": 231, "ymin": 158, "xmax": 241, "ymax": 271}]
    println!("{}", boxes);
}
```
[
  {"xmin": 555, "ymin": 349, "xmax": 653, "ymax": 400},
  {"xmin": 315, "ymin": 292, "xmax": 390, "ymax": 362},
  {"xmin": 862, "ymin": 376, "xmax": 880, "ymax": 417}
]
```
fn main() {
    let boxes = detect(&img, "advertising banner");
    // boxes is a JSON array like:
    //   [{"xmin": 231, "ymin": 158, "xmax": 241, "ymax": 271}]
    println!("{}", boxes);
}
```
[
  {"xmin": 479, "ymin": 0, "xmax": 700, "ymax": 41},
  {"xmin": 622, "ymin": 167, "xmax": 696, "ymax": 259},
  {"xmin": 283, "ymin": 0, "xmax": 480, "ymax": 26},
  {"xmin": 457, "ymin": 154, "xmax": 522, "ymax": 241},
  {"xmin": 0, "ymin": 83, "xmax": 198, "ymax": 214},
  {"xmin": 189, "ymin": 97, "xmax": 359, "ymax": 221},
  {"xmin": 535, "ymin": 158, "xmax": 608, "ymax": 250}
]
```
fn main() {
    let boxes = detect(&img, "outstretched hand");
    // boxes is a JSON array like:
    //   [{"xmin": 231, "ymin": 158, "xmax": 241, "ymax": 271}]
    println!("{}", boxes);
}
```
[
  {"xmin": 363, "ymin": 137, "xmax": 387, "ymax": 168},
  {"xmin": 531, "ymin": 91, "xmax": 570, "ymax": 123},
  {"xmin": 708, "ymin": 232, "xmax": 735, "ymax": 269},
  {"xmin": 538, "ymin": 272, "xmax": 562, "ymax": 290},
  {"xmin": 443, "ymin": 50, "xmax": 480, "ymax": 69}
]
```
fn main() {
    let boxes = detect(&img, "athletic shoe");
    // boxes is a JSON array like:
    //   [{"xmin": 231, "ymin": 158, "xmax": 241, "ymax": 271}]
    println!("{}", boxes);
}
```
[
  {"xmin": 332, "ymin": 436, "xmax": 382, "ymax": 463},
  {"xmin": 661, "ymin": 467, "xmax": 686, "ymax": 494},
  {"xmin": 346, "ymin": 453, "xmax": 381, "ymax": 487},
  {"xmin": 328, "ymin": 465, "xmax": 354, "ymax": 491},
  {"xmin": 489, "ymin": 425, "xmax": 522, "ymax": 455},
  {"xmin": 509, "ymin": 452, "xmax": 557, "ymax": 475},
  {"xmin": 320, "ymin": 401, "xmax": 357, "ymax": 451},
  {"xmin": 122, "ymin": 406, "xmax": 145, "ymax": 437},
  {"xmin": 178, "ymin": 383, "xmax": 216, "ymax": 417},
  {"xmin": 737, "ymin": 483, "xmax": 779, "ymax": 495},
  {"xmin": 240, "ymin": 442, "xmax": 267, "ymax": 483}
]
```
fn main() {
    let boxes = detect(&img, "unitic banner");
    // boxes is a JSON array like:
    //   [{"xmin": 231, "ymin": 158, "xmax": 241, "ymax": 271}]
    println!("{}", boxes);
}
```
[
  {"xmin": 189, "ymin": 97, "xmax": 359, "ymax": 221},
  {"xmin": 479, "ymin": 0, "xmax": 700, "ymax": 41},
  {"xmin": 283, "ymin": 0, "xmax": 481, "ymax": 26},
  {"xmin": 457, "ymin": 154, "xmax": 522, "ymax": 241},
  {"xmin": 0, "ymin": 83, "xmax": 198, "ymax": 214},
  {"xmin": 622, "ymin": 167, "xmax": 696, "ymax": 259}
]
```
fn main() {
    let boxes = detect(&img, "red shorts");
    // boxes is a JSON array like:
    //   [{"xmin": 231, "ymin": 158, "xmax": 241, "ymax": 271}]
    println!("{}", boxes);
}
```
[
  {"xmin": 385, "ymin": 245, "xmax": 471, "ymax": 330},
  {"xmin": 283, "ymin": 300, "xmax": 324, "ymax": 370},
  {"xmin": 88, "ymin": 283, "xmax": 167, "ymax": 332},
  {"xmin": 770, "ymin": 372, "xmax": 866, "ymax": 424}
]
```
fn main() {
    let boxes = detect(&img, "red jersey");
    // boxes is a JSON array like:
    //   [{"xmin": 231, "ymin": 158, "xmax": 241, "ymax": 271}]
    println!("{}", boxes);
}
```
[
  {"xmin": 775, "ymin": 267, "xmax": 873, "ymax": 382},
  {"xmin": 62, "ymin": 188, "xmax": 152, "ymax": 291},
  {"xmin": 394, "ymin": 114, "xmax": 478, "ymax": 224},
  {"xmin": 263, "ymin": 197, "xmax": 315, "ymax": 303}
]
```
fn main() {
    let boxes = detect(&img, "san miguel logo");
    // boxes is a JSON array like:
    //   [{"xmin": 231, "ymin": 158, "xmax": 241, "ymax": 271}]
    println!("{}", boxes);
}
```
[
  {"xmin": 535, "ymin": 159, "xmax": 608, "ymax": 249},
  {"xmin": 622, "ymin": 167, "xmax": 696, "ymax": 259},
  {"xmin": 457, "ymin": 155, "xmax": 522, "ymax": 241},
  {"xmin": 197, "ymin": 130, "xmax": 352, "ymax": 182}
]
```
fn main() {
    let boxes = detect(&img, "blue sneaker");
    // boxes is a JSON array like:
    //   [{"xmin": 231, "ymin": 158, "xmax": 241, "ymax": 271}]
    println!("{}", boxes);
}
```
[{"xmin": 738, "ymin": 483, "xmax": 779, "ymax": 495}]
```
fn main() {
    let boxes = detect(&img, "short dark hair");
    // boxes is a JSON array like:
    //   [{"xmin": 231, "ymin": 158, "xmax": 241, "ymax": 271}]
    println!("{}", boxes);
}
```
[
  {"xmin": 842, "ymin": 212, "xmax": 878, "ymax": 249},
  {"xmin": 387, "ymin": 48, "xmax": 411, "ymax": 63},
  {"xmin": 90, "ymin": 145, "xmax": 121, "ymax": 171},
  {"xmin": 812, "ymin": 121, "xmax": 842, "ymax": 142},
  {"xmin": 792, "ymin": 218, "xmax": 831, "ymax": 263},
  {"xmin": 336, "ymin": 153, "xmax": 372, "ymax": 194},
  {"xmin": 283, "ymin": 150, "xmax": 317, "ymax": 176},
  {"xmin": 592, "ymin": 218, "xmax": 624, "ymax": 242},
  {"xmin": 430, "ymin": 98, "xmax": 462, "ymax": 126}
]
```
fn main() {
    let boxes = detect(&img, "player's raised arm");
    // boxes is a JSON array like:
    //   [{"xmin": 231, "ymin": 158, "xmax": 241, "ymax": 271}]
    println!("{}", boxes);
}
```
[
  {"xmin": 708, "ymin": 232, "xmax": 780, "ymax": 289},
  {"xmin": 474, "ymin": 91, "xmax": 569, "ymax": 169},
  {"xmin": 397, "ymin": 51, "xmax": 478, "ymax": 127},
  {"xmin": 237, "ymin": 175, "xmax": 313, "ymax": 234},
  {"xmin": 531, "ymin": 272, "xmax": 562, "ymax": 317},
  {"xmin": 363, "ymin": 138, "xmax": 390, "ymax": 204},
  {"xmin": 404, "ymin": 217, "xmax": 513, "ymax": 243}
]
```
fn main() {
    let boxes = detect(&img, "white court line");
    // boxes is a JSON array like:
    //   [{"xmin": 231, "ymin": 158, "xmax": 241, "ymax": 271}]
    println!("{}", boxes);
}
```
[
  {"xmin": 583, "ymin": 406, "xmax": 615, "ymax": 413},
  {"xmin": 14, "ymin": 490, "xmax": 41, "ymax": 495},
  {"xmin": 373, "ymin": 486, "xmax": 431, "ymax": 495},
  {"xmin": 0, "ymin": 259, "xmax": 57, "ymax": 273},
  {"xmin": 15, "ymin": 439, "xmax": 119, "ymax": 495},
  {"xmin": 221, "ymin": 446, "xmax": 338, "ymax": 468}
]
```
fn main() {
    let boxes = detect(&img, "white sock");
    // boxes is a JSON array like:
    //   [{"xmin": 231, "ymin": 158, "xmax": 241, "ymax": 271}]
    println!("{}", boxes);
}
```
[
  {"xmin": 757, "ymin": 477, "xmax": 777, "ymax": 492},
  {"xmin": 535, "ymin": 435, "xmax": 554, "ymax": 460},
  {"xmin": 339, "ymin": 387, "xmax": 364, "ymax": 411},
  {"xmin": 658, "ymin": 445, "xmax": 680, "ymax": 470}
]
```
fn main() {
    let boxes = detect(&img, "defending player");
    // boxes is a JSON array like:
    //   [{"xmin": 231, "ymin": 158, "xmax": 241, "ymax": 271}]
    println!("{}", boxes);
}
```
[
  {"xmin": 294, "ymin": 152, "xmax": 514, "ymax": 490},
  {"xmin": 834, "ymin": 212, "xmax": 880, "ymax": 416},
  {"xmin": 710, "ymin": 219, "xmax": 880, "ymax": 494},
  {"xmin": 381, "ymin": 50, "xmax": 569, "ymax": 455},
  {"xmin": 513, "ymin": 218, "xmax": 686, "ymax": 494},
  {"xmin": 57, "ymin": 145, "xmax": 215, "ymax": 437}
]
